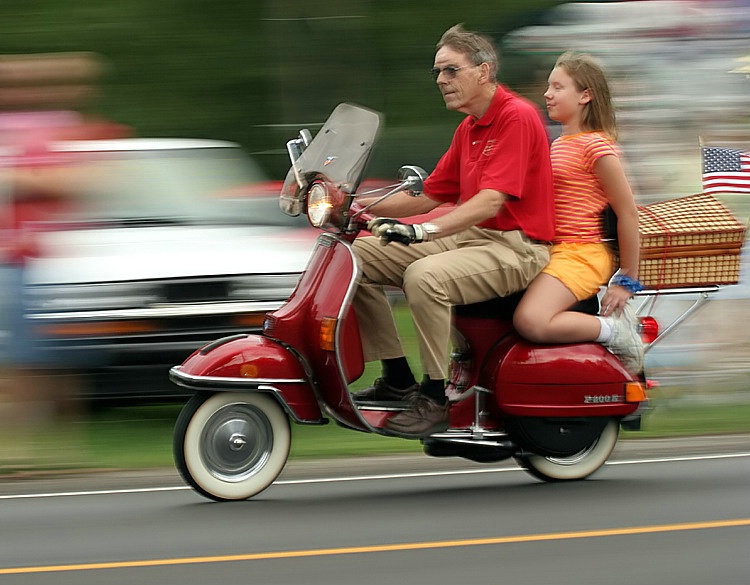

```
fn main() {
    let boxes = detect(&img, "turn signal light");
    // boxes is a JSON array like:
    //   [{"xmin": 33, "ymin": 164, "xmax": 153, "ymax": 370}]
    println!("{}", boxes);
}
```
[
  {"xmin": 625, "ymin": 381, "xmax": 648, "ymax": 403},
  {"xmin": 240, "ymin": 363, "xmax": 260, "ymax": 378},
  {"xmin": 320, "ymin": 317, "xmax": 337, "ymax": 351},
  {"xmin": 638, "ymin": 316, "xmax": 659, "ymax": 344}
]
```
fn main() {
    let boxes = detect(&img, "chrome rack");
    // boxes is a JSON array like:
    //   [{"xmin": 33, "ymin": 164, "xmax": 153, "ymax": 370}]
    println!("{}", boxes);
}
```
[{"xmin": 634, "ymin": 285, "xmax": 720, "ymax": 349}]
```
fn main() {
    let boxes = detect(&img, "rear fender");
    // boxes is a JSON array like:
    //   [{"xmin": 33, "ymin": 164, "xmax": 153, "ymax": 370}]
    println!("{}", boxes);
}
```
[{"xmin": 170, "ymin": 334, "xmax": 323, "ymax": 423}]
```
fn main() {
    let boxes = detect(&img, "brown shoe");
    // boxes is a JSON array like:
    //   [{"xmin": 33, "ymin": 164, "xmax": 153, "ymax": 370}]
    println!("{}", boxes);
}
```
[
  {"xmin": 351, "ymin": 378, "xmax": 419, "ymax": 404},
  {"xmin": 384, "ymin": 394, "xmax": 450, "ymax": 438}
]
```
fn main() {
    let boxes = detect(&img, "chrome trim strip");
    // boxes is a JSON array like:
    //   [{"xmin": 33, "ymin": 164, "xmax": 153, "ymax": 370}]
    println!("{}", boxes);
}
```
[
  {"xmin": 635, "ymin": 285, "xmax": 720, "ymax": 296},
  {"xmin": 28, "ymin": 300, "xmax": 285, "ymax": 321},
  {"xmin": 354, "ymin": 404, "xmax": 405, "ymax": 413},
  {"xmin": 331, "ymin": 235, "xmax": 362, "ymax": 334},
  {"xmin": 169, "ymin": 370, "xmax": 321, "ymax": 424},
  {"xmin": 169, "ymin": 366, "xmax": 305, "ymax": 387}
]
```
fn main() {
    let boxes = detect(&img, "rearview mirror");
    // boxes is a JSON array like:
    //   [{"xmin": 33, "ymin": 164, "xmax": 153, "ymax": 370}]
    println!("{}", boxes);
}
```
[
  {"xmin": 286, "ymin": 129, "xmax": 312, "ymax": 165},
  {"xmin": 397, "ymin": 165, "xmax": 427, "ymax": 196}
]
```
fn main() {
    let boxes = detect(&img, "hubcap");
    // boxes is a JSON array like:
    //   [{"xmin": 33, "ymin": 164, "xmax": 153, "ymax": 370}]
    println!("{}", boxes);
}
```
[
  {"xmin": 200, "ymin": 403, "xmax": 274, "ymax": 482},
  {"xmin": 229, "ymin": 433, "xmax": 248, "ymax": 450}
]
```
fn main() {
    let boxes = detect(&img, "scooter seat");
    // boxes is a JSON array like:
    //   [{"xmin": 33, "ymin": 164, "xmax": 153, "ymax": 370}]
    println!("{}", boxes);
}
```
[{"xmin": 454, "ymin": 291, "xmax": 599, "ymax": 320}]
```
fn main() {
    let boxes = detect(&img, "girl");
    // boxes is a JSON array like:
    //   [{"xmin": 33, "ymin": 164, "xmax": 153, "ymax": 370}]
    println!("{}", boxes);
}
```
[{"xmin": 513, "ymin": 51, "xmax": 644, "ymax": 373}]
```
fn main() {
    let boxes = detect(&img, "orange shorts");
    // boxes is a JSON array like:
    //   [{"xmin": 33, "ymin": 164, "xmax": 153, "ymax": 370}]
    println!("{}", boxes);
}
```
[{"xmin": 542, "ymin": 242, "xmax": 616, "ymax": 301}]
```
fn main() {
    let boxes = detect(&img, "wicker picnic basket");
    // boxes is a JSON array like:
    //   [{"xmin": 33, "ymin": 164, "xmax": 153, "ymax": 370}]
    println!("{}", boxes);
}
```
[{"xmin": 637, "ymin": 193, "xmax": 747, "ymax": 289}]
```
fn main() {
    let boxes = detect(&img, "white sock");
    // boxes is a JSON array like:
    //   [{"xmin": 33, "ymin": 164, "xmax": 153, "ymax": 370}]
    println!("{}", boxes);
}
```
[{"xmin": 595, "ymin": 316, "xmax": 613, "ymax": 343}]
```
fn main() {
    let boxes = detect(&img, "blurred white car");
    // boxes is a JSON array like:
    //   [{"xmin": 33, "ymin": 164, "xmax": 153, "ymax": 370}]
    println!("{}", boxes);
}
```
[{"xmin": 16, "ymin": 138, "xmax": 317, "ymax": 400}]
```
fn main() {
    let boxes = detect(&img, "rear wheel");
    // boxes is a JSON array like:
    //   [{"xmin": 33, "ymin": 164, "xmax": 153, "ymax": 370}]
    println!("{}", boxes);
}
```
[
  {"xmin": 515, "ymin": 419, "xmax": 619, "ymax": 482},
  {"xmin": 173, "ymin": 392, "xmax": 291, "ymax": 501}
]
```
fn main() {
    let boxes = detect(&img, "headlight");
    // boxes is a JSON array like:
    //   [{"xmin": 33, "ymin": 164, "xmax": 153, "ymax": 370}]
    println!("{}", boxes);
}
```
[{"xmin": 307, "ymin": 181, "xmax": 333, "ymax": 227}]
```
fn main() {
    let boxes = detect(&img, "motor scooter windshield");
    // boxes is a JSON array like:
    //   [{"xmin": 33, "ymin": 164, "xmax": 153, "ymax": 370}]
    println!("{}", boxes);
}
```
[{"xmin": 280, "ymin": 102, "xmax": 382, "ymax": 216}]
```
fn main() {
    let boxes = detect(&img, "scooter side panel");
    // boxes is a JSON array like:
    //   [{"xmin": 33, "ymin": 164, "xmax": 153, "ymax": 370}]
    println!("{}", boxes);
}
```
[
  {"xmin": 501, "ymin": 340, "xmax": 631, "ymax": 384},
  {"xmin": 264, "ymin": 235, "xmax": 370, "ymax": 432},
  {"xmin": 454, "ymin": 314, "xmax": 514, "ymax": 367},
  {"xmin": 494, "ymin": 339, "xmax": 640, "ymax": 417},
  {"xmin": 339, "ymin": 306, "xmax": 365, "ymax": 383},
  {"xmin": 266, "ymin": 236, "xmax": 364, "ymax": 383}
]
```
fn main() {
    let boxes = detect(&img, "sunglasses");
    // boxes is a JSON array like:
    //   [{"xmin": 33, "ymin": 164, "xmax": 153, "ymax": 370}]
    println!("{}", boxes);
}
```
[{"xmin": 430, "ymin": 63, "xmax": 480, "ymax": 81}]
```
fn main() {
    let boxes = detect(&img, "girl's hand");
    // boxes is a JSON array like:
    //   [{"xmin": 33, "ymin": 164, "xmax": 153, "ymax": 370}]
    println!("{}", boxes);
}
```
[{"xmin": 600, "ymin": 284, "xmax": 632, "ymax": 317}]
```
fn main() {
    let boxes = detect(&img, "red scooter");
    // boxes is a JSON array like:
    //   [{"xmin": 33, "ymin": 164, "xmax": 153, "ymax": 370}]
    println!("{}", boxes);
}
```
[{"xmin": 170, "ymin": 103, "xmax": 657, "ymax": 502}]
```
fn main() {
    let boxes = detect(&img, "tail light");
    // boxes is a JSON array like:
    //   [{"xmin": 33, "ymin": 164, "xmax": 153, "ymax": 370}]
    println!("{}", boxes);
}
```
[{"xmin": 638, "ymin": 316, "xmax": 659, "ymax": 344}]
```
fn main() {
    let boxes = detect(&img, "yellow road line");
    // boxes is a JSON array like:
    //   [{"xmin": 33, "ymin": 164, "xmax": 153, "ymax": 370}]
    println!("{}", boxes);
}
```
[{"xmin": 2, "ymin": 518, "xmax": 749, "ymax": 575}]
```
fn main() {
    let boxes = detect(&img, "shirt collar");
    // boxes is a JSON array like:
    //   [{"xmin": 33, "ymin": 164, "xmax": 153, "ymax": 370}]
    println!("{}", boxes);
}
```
[{"xmin": 472, "ymin": 84, "xmax": 506, "ymax": 128}]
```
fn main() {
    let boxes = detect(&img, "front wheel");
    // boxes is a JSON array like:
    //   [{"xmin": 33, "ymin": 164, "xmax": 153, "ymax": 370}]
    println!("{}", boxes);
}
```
[
  {"xmin": 173, "ymin": 392, "xmax": 291, "ymax": 501},
  {"xmin": 515, "ymin": 419, "xmax": 619, "ymax": 482}
]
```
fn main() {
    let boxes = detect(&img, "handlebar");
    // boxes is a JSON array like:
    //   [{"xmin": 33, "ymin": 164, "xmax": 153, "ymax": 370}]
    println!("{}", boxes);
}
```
[{"xmin": 348, "ymin": 202, "xmax": 376, "ymax": 233}]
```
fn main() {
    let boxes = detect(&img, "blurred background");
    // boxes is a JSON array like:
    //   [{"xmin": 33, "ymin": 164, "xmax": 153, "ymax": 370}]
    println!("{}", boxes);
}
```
[
  {"xmin": 0, "ymin": 0, "xmax": 746, "ymax": 187},
  {"xmin": 0, "ymin": 0, "xmax": 748, "ymax": 473}
]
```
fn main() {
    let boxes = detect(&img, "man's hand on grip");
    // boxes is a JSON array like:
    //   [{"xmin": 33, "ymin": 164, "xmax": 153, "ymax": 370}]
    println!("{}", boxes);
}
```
[
  {"xmin": 367, "ymin": 217, "xmax": 401, "ymax": 238},
  {"xmin": 367, "ymin": 218, "xmax": 426, "ymax": 246}
]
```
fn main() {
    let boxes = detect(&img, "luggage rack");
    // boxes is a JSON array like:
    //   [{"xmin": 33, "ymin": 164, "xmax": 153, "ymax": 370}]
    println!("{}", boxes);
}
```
[{"xmin": 634, "ymin": 285, "xmax": 721, "ymax": 350}]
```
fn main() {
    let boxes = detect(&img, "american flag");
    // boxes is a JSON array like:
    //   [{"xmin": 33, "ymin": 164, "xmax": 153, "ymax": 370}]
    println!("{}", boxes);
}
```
[{"xmin": 702, "ymin": 146, "xmax": 750, "ymax": 194}]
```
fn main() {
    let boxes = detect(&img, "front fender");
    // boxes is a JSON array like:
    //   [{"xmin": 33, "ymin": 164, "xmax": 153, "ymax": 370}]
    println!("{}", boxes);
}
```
[
  {"xmin": 170, "ymin": 334, "xmax": 323, "ymax": 423},
  {"xmin": 177, "ymin": 333, "xmax": 307, "ymax": 381}
]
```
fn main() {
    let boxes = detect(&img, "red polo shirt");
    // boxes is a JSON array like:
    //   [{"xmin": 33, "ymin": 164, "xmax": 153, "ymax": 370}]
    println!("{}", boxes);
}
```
[{"xmin": 423, "ymin": 85, "xmax": 555, "ymax": 241}]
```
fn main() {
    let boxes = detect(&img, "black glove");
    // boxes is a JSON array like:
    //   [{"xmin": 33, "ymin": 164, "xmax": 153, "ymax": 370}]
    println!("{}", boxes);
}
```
[{"xmin": 383, "ymin": 223, "xmax": 421, "ymax": 245}]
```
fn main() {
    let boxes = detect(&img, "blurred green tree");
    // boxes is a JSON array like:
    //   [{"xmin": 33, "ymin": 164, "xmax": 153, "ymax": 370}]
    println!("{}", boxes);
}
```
[{"xmin": 0, "ymin": 0, "xmax": 562, "ymax": 178}]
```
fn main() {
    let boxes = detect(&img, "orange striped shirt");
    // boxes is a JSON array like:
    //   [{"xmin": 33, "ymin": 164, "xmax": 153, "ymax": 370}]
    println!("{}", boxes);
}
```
[{"xmin": 550, "ymin": 131, "xmax": 618, "ymax": 244}]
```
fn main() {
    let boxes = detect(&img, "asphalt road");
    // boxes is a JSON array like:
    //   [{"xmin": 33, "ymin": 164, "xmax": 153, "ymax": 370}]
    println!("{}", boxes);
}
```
[{"xmin": 0, "ymin": 435, "xmax": 748, "ymax": 585}]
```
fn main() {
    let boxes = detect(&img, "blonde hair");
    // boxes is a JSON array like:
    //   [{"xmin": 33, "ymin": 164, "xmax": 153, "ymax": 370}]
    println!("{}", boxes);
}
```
[{"xmin": 554, "ymin": 51, "xmax": 617, "ymax": 140}]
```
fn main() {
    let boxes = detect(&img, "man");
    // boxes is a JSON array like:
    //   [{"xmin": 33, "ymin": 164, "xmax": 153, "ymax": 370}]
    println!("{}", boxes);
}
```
[{"xmin": 352, "ymin": 24, "xmax": 555, "ymax": 437}]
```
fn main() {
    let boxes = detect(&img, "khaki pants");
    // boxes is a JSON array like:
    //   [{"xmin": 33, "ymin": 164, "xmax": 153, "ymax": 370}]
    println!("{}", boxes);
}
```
[{"xmin": 353, "ymin": 227, "xmax": 550, "ymax": 380}]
